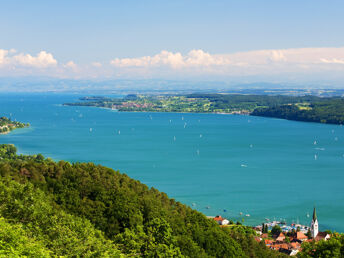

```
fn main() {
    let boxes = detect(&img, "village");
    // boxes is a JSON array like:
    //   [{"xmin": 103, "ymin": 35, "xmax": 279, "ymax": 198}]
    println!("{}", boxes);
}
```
[{"xmin": 209, "ymin": 208, "xmax": 331, "ymax": 256}]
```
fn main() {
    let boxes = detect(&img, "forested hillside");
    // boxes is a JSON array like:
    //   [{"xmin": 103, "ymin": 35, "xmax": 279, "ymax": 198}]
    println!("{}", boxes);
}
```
[
  {"xmin": 251, "ymin": 99, "xmax": 344, "ymax": 124},
  {"xmin": 0, "ymin": 144, "xmax": 285, "ymax": 257}
]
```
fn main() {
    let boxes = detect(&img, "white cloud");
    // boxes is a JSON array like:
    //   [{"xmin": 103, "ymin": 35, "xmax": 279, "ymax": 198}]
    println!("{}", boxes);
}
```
[
  {"xmin": 110, "ymin": 47, "xmax": 344, "ymax": 69},
  {"xmin": 64, "ymin": 61, "xmax": 77, "ymax": 69},
  {"xmin": 12, "ymin": 51, "xmax": 57, "ymax": 68},
  {"xmin": 270, "ymin": 50, "xmax": 287, "ymax": 62},
  {"xmin": 2, "ymin": 47, "xmax": 344, "ymax": 82},
  {"xmin": 0, "ymin": 49, "xmax": 57, "ymax": 68},
  {"xmin": 0, "ymin": 49, "xmax": 8, "ymax": 65},
  {"xmin": 110, "ymin": 49, "xmax": 231, "ymax": 69},
  {"xmin": 320, "ymin": 58, "xmax": 344, "ymax": 64},
  {"xmin": 91, "ymin": 62, "xmax": 102, "ymax": 67}
]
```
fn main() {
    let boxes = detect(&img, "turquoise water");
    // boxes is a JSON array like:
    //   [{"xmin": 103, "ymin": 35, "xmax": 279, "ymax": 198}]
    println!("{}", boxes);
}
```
[{"xmin": 1, "ymin": 93, "xmax": 344, "ymax": 232}]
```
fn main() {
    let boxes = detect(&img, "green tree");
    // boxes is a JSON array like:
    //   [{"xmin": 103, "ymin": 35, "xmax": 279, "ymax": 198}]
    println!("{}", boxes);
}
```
[{"xmin": 271, "ymin": 225, "xmax": 282, "ymax": 236}]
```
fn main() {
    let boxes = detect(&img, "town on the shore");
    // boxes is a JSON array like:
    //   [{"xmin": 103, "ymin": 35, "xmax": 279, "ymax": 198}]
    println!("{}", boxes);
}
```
[{"xmin": 209, "ymin": 208, "xmax": 330, "ymax": 256}]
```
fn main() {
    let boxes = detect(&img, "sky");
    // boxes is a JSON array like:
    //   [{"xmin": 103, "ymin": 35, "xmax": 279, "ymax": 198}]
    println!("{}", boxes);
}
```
[{"xmin": 1, "ymin": 0, "xmax": 344, "ymax": 85}]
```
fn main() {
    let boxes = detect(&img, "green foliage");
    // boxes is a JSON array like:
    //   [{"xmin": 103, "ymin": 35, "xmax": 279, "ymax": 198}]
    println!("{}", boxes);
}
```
[
  {"xmin": 0, "ymin": 217, "xmax": 51, "ymax": 257},
  {"xmin": 0, "ymin": 178, "xmax": 121, "ymax": 257},
  {"xmin": 262, "ymin": 223, "xmax": 268, "ymax": 233},
  {"xmin": 252, "ymin": 99, "xmax": 344, "ymax": 125},
  {"xmin": 298, "ymin": 233, "xmax": 344, "ymax": 257},
  {"xmin": 271, "ymin": 225, "xmax": 282, "ymax": 236},
  {"xmin": 0, "ymin": 144, "xmax": 286, "ymax": 257}
]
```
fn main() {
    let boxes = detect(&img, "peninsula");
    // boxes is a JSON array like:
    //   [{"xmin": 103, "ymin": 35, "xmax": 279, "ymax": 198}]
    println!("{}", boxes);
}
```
[
  {"xmin": 64, "ymin": 94, "xmax": 344, "ymax": 125},
  {"xmin": 0, "ymin": 116, "xmax": 29, "ymax": 134}
]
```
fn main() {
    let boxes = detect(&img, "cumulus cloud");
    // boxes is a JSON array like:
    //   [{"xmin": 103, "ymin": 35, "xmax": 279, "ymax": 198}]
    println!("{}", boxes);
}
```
[
  {"xmin": 0, "ymin": 49, "xmax": 57, "ymax": 68},
  {"xmin": 320, "ymin": 58, "xmax": 344, "ymax": 64},
  {"xmin": 2, "ymin": 47, "xmax": 344, "ymax": 81},
  {"xmin": 106, "ymin": 47, "xmax": 344, "ymax": 81},
  {"xmin": 110, "ymin": 47, "xmax": 344, "ymax": 69},
  {"xmin": 64, "ymin": 61, "xmax": 77, "ymax": 69},
  {"xmin": 12, "ymin": 51, "xmax": 57, "ymax": 68},
  {"xmin": 110, "ymin": 49, "xmax": 231, "ymax": 69},
  {"xmin": 0, "ymin": 49, "xmax": 8, "ymax": 65}
]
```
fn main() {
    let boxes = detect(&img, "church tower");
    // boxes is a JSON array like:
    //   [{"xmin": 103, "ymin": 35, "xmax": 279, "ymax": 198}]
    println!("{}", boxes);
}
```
[{"xmin": 310, "ymin": 207, "xmax": 318, "ymax": 238}]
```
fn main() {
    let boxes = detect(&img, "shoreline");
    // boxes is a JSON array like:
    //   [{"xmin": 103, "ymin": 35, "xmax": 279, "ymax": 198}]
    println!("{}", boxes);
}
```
[{"xmin": 65, "ymin": 103, "xmax": 344, "ymax": 126}]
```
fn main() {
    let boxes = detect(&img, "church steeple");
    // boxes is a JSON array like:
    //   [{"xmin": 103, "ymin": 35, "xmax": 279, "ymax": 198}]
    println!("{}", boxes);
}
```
[
  {"xmin": 312, "ymin": 207, "xmax": 317, "ymax": 222},
  {"xmin": 311, "ymin": 207, "xmax": 318, "ymax": 238}
]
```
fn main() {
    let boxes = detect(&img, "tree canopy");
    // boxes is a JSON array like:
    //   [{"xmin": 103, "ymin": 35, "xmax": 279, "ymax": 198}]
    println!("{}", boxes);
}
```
[{"xmin": 0, "ymin": 144, "xmax": 286, "ymax": 257}]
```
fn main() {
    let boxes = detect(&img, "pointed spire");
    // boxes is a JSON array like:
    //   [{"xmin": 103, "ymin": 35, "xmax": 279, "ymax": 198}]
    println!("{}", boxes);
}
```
[{"xmin": 313, "ymin": 207, "xmax": 317, "ymax": 221}]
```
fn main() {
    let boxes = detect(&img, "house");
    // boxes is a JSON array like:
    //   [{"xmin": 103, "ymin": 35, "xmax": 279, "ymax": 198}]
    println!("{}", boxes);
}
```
[
  {"xmin": 213, "ymin": 215, "xmax": 229, "ymax": 225},
  {"xmin": 276, "ymin": 232, "xmax": 285, "ymax": 242},
  {"xmin": 290, "ymin": 242, "xmax": 301, "ymax": 250},
  {"xmin": 296, "ymin": 232, "xmax": 308, "ymax": 242},
  {"xmin": 315, "ymin": 232, "xmax": 331, "ymax": 241}
]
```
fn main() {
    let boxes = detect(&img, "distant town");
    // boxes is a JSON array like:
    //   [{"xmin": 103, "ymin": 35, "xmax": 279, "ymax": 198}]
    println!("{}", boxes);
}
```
[{"xmin": 209, "ymin": 208, "xmax": 331, "ymax": 256}]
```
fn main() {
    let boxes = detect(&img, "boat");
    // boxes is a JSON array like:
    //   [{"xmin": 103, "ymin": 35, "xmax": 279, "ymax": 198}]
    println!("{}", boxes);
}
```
[
  {"xmin": 239, "ymin": 212, "xmax": 243, "ymax": 215},
  {"xmin": 245, "ymin": 214, "xmax": 250, "ymax": 217},
  {"xmin": 206, "ymin": 206, "xmax": 210, "ymax": 209}
]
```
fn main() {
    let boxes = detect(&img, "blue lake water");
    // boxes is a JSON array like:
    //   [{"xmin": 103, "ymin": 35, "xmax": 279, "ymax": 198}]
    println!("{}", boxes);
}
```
[{"xmin": 1, "ymin": 93, "xmax": 344, "ymax": 232}]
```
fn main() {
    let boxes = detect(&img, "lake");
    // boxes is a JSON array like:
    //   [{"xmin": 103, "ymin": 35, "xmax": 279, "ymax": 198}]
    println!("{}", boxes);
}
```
[{"xmin": 1, "ymin": 93, "xmax": 343, "ymax": 232}]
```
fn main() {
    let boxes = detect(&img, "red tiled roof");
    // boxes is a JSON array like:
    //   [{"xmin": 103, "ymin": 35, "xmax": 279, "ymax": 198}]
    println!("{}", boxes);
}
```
[
  {"xmin": 265, "ymin": 239, "xmax": 273, "ymax": 245},
  {"xmin": 276, "ymin": 232, "xmax": 285, "ymax": 241},
  {"xmin": 296, "ymin": 232, "xmax": 308, "ymax": 240},
  {"xmin": 213, "ymin": 216, "xmax": 223, "ymax": 221},
  {"xmin": 290, "ymin": 242, "xmax": 301, "ymax": 249}
]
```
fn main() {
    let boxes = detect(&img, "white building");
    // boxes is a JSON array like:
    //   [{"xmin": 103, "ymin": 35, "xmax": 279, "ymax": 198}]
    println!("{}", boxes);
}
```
[{"xmin": 310, "ymin": 207, "xmax": 318, "ymax": 239}]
